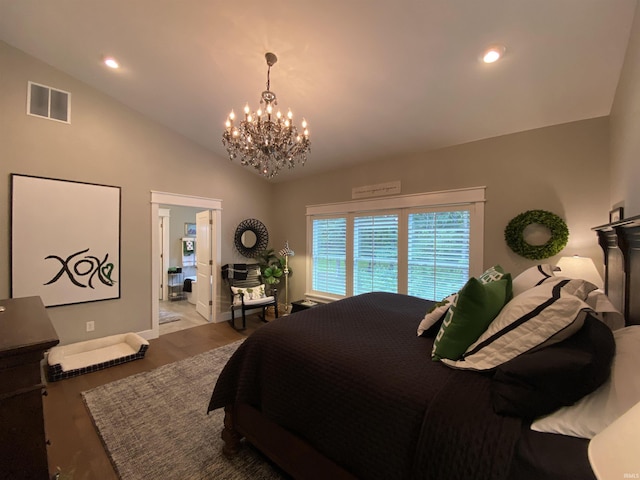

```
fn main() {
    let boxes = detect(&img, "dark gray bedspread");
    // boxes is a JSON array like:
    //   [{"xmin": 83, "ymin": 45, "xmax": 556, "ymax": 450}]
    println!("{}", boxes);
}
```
[{"xmin": 208, "ymin": 292, "xmax": 521, "ymax": 480}]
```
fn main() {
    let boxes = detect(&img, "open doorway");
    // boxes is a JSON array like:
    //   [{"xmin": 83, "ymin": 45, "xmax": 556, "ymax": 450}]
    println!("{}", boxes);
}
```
[
  {"xmin": 150, "ymin": 192, "xmax": 222, "ymax": 339},
  {"xmin": 157, "ymin": 204, "xmax": 207, "ymax": 335}
]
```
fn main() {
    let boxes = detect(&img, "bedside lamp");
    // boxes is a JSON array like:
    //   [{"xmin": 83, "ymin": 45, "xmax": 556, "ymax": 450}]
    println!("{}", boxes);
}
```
[
  {"xmin": 588, "ymin": 400, "xmax": 640, "ymax": 479},
  {"xmin": 555, "ymin": 255, "xmax": 603, "ymax": 289}
]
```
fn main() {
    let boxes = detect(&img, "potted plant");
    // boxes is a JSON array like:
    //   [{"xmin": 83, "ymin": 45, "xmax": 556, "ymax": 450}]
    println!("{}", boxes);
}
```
[{"xmin": 257, "ymin": 248, "xmax": 285, "ymax": 293}]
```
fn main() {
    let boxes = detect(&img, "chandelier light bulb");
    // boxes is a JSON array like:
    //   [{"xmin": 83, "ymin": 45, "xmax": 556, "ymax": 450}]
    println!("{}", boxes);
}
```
[{"xmin": 244, "ymin": 104, "xmax": 250, "ymax": 115}]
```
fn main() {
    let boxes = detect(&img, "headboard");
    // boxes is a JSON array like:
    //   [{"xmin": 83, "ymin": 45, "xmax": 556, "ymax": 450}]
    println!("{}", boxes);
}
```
[{"xmin": 593, "ymin": 214, "xmax": 640, "ymax": 326}]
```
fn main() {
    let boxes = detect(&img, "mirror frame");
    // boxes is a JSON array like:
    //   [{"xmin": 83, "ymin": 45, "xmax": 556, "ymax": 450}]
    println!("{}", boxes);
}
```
[{"xmin": 234, "ymin": 218, "xmax": 269, "ymax": 258}]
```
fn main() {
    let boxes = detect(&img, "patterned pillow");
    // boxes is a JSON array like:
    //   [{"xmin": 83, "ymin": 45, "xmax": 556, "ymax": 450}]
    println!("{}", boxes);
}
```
[
  {"xmin": 417, "ymin": 265, "xmax": 511, "ymax": 337},
  {"xmin": 231, "ymin": 284, "xmax": 267, "ymax": 305},
  {"xmin": 442, "ymin": 279, "xmax": 593, "ymax": 371},
  {"xmin": 431, "ymin": 276, "xmax": 512, "ymax": 361},
  {"xmin": 418, "ymin": 265, "xmax": 511, "ymax": 336},
  {"xmin": 417, "ymin": 293, "xmax": 457, "ymax": 336}
]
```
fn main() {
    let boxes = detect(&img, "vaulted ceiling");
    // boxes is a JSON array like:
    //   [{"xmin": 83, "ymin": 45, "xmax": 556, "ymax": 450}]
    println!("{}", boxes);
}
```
[{"xmin": 0, "ymin": 0, "xmax": 636, "ymax": 181}]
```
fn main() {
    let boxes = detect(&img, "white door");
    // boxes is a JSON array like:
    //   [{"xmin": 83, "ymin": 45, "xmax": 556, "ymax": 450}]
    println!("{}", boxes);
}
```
[
  {"xmin": 158, "ymin": 209, "xmax": 171, "ymax": 301},
  {"xmin": 196, "ymin": 210, "xmax": 213, "ymax": 321},
  {"xmin": 159, "ymin": 217, "xmax": 163, "ymax": 299}
]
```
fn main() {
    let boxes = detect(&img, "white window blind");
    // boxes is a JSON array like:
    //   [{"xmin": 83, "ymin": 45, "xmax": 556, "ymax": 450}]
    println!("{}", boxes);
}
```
[
  {"xmin": 312, "ymin": 217, "xmax": 347, "ymax": 295},
  {"xmin": 353, "ymin": 214, "xmax": 399, "ymax": 295},
  {"xmin": 407, "ymin": 209, "xmax": 470, "ymax": 300}
]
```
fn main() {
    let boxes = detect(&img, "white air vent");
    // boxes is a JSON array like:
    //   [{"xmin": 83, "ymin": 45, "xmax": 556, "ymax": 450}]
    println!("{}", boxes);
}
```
[{"xmin": 27, "ymin": 81, "xmax": 71, "ymax": 124}]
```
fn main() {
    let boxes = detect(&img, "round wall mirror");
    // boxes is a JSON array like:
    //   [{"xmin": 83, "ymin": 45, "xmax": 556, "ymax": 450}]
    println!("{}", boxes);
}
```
[
  {"xmin": 241, "ymin": 230, "xmax": 257, "ymax": 249},
  {"xmin": 234, "ymin": 218, "xmax": 269, "ymax": 258}
]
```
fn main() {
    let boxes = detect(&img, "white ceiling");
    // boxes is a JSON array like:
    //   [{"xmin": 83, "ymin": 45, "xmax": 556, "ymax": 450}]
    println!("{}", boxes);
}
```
[{"xmin": 0, "ymin": 0, "xmax": 637, "ymax": 182}]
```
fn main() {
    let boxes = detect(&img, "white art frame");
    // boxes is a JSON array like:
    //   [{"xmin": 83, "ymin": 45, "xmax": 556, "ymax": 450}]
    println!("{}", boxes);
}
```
[{"xmin": 11, "ymin": 174, "xmax": 121, "ymax": 307}]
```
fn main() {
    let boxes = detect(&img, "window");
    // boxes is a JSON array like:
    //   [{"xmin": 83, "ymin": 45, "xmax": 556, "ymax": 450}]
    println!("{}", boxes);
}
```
[
  {"xmin": 306, "ymin": 187, "xmax": 485, "ymax": 302},
  {"xmin": 353, "ymin": 214, "xmax": 398, "ymax": 295},
  {"xmin": 311, "ymin": 217, "xmax": 347, "ymax": 296},
  {"xmin": 407, "ymin": 209, "xmax": 470, "ymax": 300}
]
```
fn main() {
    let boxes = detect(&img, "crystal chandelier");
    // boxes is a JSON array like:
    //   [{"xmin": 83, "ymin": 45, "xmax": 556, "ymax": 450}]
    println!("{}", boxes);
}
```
[{"xmin": 222, "ymin": 52, "xmax": 310, "ymax": 179}]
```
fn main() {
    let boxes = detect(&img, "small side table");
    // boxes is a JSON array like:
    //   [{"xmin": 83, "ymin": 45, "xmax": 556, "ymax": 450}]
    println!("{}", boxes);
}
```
[{"xmin": 290, "ymin": 299, "xmax": 319, "ymax": 314}]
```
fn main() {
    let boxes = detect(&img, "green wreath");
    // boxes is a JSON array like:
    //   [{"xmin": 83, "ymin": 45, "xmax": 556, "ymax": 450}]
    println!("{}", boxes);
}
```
[{"xmin": 504, "ymin": 210, "xmax": 569, "ymax": 260}]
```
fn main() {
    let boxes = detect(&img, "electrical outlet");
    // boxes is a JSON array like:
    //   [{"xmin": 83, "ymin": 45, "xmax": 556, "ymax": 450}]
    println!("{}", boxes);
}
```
[{"xmin": 86, "ymin": 321, "xmax": 95, "ymax": 332}]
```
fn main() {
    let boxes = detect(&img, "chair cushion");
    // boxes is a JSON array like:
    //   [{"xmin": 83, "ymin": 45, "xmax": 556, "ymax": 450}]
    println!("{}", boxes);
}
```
[
  {"xmin": 231, "ymin": 284, "xmax": 268, "ymax": 306},
  {"xmin": 241, "ymin": 295, "xmax": 275, "ymax": 307}
]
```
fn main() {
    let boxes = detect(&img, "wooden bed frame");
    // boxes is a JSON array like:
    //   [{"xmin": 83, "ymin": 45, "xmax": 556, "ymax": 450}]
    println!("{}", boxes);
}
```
[
  {"xmin": 220, "ymin": 214, "xmax": 640, "ymax": 478},
  {"xmin": 593, "ymin": 213, "xmax": 640, "ymax": 326}
]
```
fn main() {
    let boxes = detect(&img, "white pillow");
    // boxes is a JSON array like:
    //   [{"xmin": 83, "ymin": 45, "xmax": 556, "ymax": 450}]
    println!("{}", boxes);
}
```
[
  {"xmin": 441, "ymin": 279, "xmax": 592, "ymax": 371},
  {"xmin": 531, "ymin": 326, "xmax": 640, "ymax": 439},
  {"xmin": 231, "ymin": 284, "xmax": 267, "ymax": 305},
  {"xmin": 512, "ymin": 264, "xmax": 556, "ymax": 297}
]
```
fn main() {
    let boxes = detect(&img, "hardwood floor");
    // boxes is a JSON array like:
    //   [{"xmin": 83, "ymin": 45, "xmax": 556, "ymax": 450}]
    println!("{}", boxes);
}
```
[
  {"xmin": 158, "ymin": 299, "xmax": 208, "ymax": 336},
  {"xmin": 44, "ymin": 316, "xmax": 265, "ymax": 479}
]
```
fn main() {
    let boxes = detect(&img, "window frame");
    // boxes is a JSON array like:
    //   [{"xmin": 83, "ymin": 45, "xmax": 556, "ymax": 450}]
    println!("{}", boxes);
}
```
[{"xmin": 305, "ymin": 186, "xmax": 485, "ymax": 303}]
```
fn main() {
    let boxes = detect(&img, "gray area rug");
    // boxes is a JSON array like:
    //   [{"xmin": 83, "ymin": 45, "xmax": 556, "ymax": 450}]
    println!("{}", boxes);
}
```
[{"xmin": 82, "ymin": 341, "xmax": 285, "ymax": 479}]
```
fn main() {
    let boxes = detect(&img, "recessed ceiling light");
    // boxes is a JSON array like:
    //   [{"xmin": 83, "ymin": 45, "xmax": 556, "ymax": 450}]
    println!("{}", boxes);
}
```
[
  {"xmin": 104, "ymin": 57, "xmax": 120, "ymax": 69},
  {"xmin": 482, "ymin": 46, "xmax": 506, "ymax": 64}
]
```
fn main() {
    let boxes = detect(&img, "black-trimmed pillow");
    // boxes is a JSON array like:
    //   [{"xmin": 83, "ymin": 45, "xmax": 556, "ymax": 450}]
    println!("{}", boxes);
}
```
[
  {"xmin": 537, "ymin": 276, "xmax": 598, "ymax": 301},
  {"xmin": 490, "ymin": 314, "xmax": 615, "ymax": 419},
  {"xmin": 442, "ymin": 279, "xmax": 593, "ymax": 371},
  {"xmin": 512, "ymin": 264, "xmax": 555, "ymax": 297}
]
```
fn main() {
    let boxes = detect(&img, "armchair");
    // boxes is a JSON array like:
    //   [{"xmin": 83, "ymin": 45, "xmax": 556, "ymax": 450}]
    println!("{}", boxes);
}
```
[{"xmin": 223, "ymin": 263, "xmax": 278, "ymax": 330}]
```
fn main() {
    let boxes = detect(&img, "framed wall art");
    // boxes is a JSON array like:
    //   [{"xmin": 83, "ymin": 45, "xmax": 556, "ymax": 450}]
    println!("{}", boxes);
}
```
[
  {"xmin": 609, "ymin": 207, "xmax": 624, "ymax": 223},
  {"xmin": 11, "ymin": 174, "xmax": 121, "ymax": 307},
  {"xmin": 185, "ymin": 222, "xmax": 196, "ymax": 236}
]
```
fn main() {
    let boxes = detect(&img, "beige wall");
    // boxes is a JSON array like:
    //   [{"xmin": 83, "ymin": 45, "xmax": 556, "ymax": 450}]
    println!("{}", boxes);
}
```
[
  {"xmin": 274, "ymin": 118, "xmax": 611, "ymax": 303},
  {"xmin": 611, "ymin": 2, "xmax": 640, "ymax": 216},
  {"xmin": 0, "ymin": 41, "xmax": 274, "ymax": 344},
  {"xmin": 1, "ymin": 32, "xmax": 629, "ymax": 342}
]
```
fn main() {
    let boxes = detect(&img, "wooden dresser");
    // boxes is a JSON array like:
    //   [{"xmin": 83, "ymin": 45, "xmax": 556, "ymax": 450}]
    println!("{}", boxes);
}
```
[{"xmin": 0, "ymin": 296, "xmax": 59, "ymax": 479}]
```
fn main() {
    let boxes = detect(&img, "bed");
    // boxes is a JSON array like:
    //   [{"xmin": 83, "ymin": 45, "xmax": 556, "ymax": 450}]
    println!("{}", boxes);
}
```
[{"xmin": 208, "ymin": 215, "xmax": 640, "ymax": 479}]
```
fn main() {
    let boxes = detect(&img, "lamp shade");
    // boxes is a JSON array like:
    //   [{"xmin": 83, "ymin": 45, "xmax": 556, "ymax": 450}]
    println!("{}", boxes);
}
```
[
  {"xmin": 588, "ymin": 400, "xmax": 640, "ymax": 479},
  {"xmin": 555, "ymin": 255, "xmax": 603, "ymax": 289}
]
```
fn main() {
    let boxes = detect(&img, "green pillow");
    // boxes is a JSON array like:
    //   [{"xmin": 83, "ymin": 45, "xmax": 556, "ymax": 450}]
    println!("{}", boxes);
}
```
[
  {"xmin": 432, "ymin": 276, "xmax": 511, "ymax": 361},
  {"xmin": 478, "ymin": 264, "xmax": 513, "ymax": 300}
]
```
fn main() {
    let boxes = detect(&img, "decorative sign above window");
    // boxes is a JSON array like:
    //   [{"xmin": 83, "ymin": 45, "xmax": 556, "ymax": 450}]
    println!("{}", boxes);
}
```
[{"xmin": 352, "ymin": 180, "xmax": 401, "ymax": 199}]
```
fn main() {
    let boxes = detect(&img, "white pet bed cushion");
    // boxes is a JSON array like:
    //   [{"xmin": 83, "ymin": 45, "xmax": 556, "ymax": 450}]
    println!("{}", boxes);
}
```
[{"xmin": 47, "ymin": 332, "xmax": 149, "ymax": 382}]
